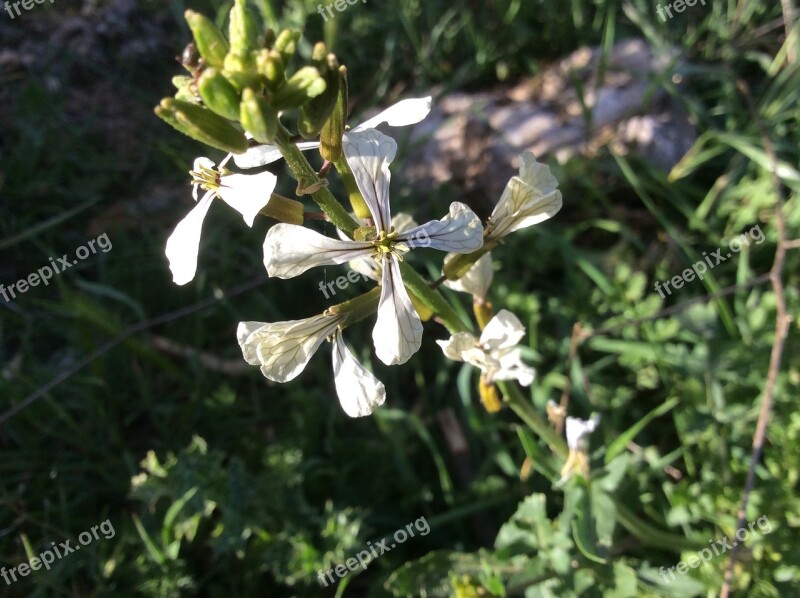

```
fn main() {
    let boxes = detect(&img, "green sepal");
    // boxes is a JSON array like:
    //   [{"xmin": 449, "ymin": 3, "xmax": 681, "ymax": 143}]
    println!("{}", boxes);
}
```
[
  {"xmin": 228, "ymin": 0, "xmax": 260, "ymax": 56},
  {"xmin": 352, "ymin": 225, "xmax": 376, "ymax": 242},
  {"xmin": 155, "ymin": 98, "xmax": 248, "ymax": 154},
  {"xmin": 198, "ymin": 68, "xmax": 241, "ymax": 120},
  {"xmin": 184, "ymin": 10, "xmax": 229, "ymax": 67},
  {"xmin": 270, "ymin": 66, "xmax": 327, "ymax": 111},
  {"xmin": 320, "ymin": 65, "xmax": 348, "ymax": 161},
  {"xmin": 240, "ymin": 88, "xmax": 279, "ymax": 144}
]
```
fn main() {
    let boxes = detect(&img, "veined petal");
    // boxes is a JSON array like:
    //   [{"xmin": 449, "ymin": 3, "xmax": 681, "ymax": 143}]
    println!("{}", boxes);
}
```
[
  {"xmin": 165, "ymin": 191, "xmax": 215, "ymax": 286},
  {"xmin": 373, "ymin": 254, "xmax": 423, "ymax": 365},
  {"xmin": 236, "ymin": 314, "xmax": 344, "ymax": 383},
  {"xmin": 331, "ymin": 332, "xmax": 386, "ymax": 417},
  {"xmin": 218, "ymin": 171, "xmax": 278, "ymax": 227},
  {"xmin": 443, "ymin": 252, "xmax": 493, "ymax": 298},
  {"xmin": 263, "ymin": 224, "xmax": 373, "ymax": 279},
  {"xmin": 488, "ymin": 153, "xmax": 562, "ymax": 239},
  {"xmin": 233, "ymin": 141, "xmax": 321, "ymax": 169},
  {"xmin": 343, "ymin": 130, "xmax": 396, "ymax": 233},
  {"xmin": 436, "ymin": 332, "xmax": 477, "ymax": 362},
  {"xmin": 479, "ymin": 309, "xmax": 526, "ymax": 350},
  {"xmin": 397, "ymin": 202, "xmax": 483, "ymax": 253},
  {"xmin": 352, "ymin": 96, "xmax": 433, "ymax": 132}
]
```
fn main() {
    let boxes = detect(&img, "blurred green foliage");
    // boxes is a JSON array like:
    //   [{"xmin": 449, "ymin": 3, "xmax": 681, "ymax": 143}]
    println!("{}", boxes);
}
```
[{"xmin": 1, "ymin": 0, "xmax": 798, "ymax": 596}]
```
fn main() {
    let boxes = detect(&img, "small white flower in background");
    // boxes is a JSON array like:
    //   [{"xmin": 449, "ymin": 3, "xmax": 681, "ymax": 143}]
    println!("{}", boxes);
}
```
[
  {"xmin": 485, "ymin": 152, "xmax": 563, "ymax": 243},
  {"xmin": 233, "ymin": 96, "xmax": 433, "ymax": 169},
  {"xmin": 559, "ymin": 413, "xmax": 601, "ymax": 483},
  {"xmin": 443, "ymin": 252, "xmax": 493, "ymax": 299},
  {"xmin": 262, "ymin": 129, "xmax": 484, "ymax": 366},
  {"xmin": 165, "ymin": 156, "xmax": 278, "ymax": 285},
  {"xmin": 437, "ymin": 309, "xmax": 535, "ymax": 386},
  {"xmin": 237, "ymin": 315, "xmax": 385, "ymax": 417},
  {"xmin": 565, "ymin": 414, "xmax": 600, "ymax": 450}
]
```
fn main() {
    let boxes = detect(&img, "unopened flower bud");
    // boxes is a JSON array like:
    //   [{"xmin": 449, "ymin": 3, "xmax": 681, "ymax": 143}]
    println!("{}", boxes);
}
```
[
  {"xmin": 198, "ymin": 68, "xmax": 241, "ymax": 120},
  {"xmin": 240, "ymin": 88, "xmax": 278, "ymax": 144},
  {"xmin": 155, "ymin": 98, "xmax": 248, "ymax": 154},
  {"xmin": 184, "ymin": 10, "xmax": 229, "ymax": 67}
]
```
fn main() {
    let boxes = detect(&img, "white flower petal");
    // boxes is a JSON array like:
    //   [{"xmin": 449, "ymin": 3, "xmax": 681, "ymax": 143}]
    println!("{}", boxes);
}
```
[
  {"xmin": 331, "ymin": 332, "xmax": 386, "ymax": 417},
  {"xmin": 348, "ymin": 256, "xmax": 381, "ymax": 282},
  {"xmin": 479, "ymin": 309, "xmax": 526, "ymax": 350},
  {"xmin": 492, "ymin": 348, "xmax": 536, "ymax": 386},
  {"xmin": 443, "ymin": 252, "xmax": 493, "ymax": 298},
  {"xmin": 233, "ymin": 141, "xmax": 321, "ymax": 169},
  {"xmin": 237, "ymin": 321, "xmax": 268, "ymax": 365},
  {"xmin": 461, "ymin": 347, "xmax": 501, "ymax": 375},
  {"xmin": 436, "ymin": 332, "xmax": 477, "ymax": 362},
  {"xmin": 236, "ymin": 314, "xmax": 343, "ymax": 383},
  {"xmin": 565, "ymin": 414, "xmax": 600, "ymax": 450},
  {"xmin": 373, "ymin": 255, "xmax": 423, "ymax": 365},
  {"xmin": 165, "ymin": 191, "xmax": 215, "ymax": 286},
  {"xmin": 488, "ymin": 153, "xmax": 562, "ymax": 239},
  {"xmin": 217, "ymin": 171, "xmax": 278, "ymax": 227},
  {"xmin": 263, "ymin": 224, "xmax": 373, "ymax": 279},
  {"xmin": 343, "ymin": 130, "xmax": 397, "ymax": 232},
  {"xmin": 398, "ymin": 202, "xmax": 484, "ymax": 253},
  {"xmin": 352, "ymin": 96, "xmax": 433, "ymax": 132}
]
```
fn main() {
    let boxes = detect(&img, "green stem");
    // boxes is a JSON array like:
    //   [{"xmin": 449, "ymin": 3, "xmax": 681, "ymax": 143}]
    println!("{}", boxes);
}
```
[
  {"xmin": 330, "ymin": 287, "xmax": 380, "ymax": 327},
  {"xmin": 399, "ymin": 262, "xmax": 470, "ymax": 334},
  {"xmin": 613, "ymin": 499, "xmax": 707, "ymax": 551},
  {"xmin": 334, "ymin": 157, "xmax": 371, "ymax": 219},
  {"xmin": 442, "ymin": 241, "xmax": 498, "ymax": 280},
  {"xmin": 498, "ymin": 381, "xmax": 568, "ymax": 459},
  {"xmin": 273, "ymin": 127, "xmax": 359, "ymax": 235}
]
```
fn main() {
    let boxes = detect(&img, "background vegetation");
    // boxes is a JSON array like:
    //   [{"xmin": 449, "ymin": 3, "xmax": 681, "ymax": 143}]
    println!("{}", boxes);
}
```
[{"xmin": 1, "ymin": 0, "xmax": 798, "ymax": 596}]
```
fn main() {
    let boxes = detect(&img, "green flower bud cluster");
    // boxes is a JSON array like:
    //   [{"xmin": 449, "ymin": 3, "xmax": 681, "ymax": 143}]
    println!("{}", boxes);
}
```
[{"xmin": 155, "ymin": 0, "xmax": 347, "ymax": 156}]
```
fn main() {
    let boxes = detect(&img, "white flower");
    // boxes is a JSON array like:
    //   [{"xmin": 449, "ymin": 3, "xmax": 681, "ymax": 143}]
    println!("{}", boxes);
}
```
[
  {"xmin": 436, "ymin": 309, "xmax": 535, "ymax": 385},
  {"xmin": 233, "ymin": 96, "xmax": 433, "ymax": 169},
  {"xmin": 565, "ymin": 414, "xmax": 600, "ymax": 451},
  {"xmin": 166, "ymin": 156, "xmax": 277, "ymax": 285},
  {"xmin": 237, "ymin": 315, "xmax": 385, "ymax": 417},
  {"xmin": 262, "ymin": 129, "xmax": 484, "ymax": 366},
  {"xmin": 559, "ymin": 413, "xmax": 601, "ymax": 483},
  {"xmin": 443, "ymin": 252, "xmax": 493, "ymax": 299},
  {"xmin": 485, "ymin": 152, "xmax": 563, "ymax": 242}
]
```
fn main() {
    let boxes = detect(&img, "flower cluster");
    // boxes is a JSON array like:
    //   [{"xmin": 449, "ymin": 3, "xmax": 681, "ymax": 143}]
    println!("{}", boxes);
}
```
[{"xmin": 159, "ymin": 3, "xmax": 567, "ymax": 419}]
